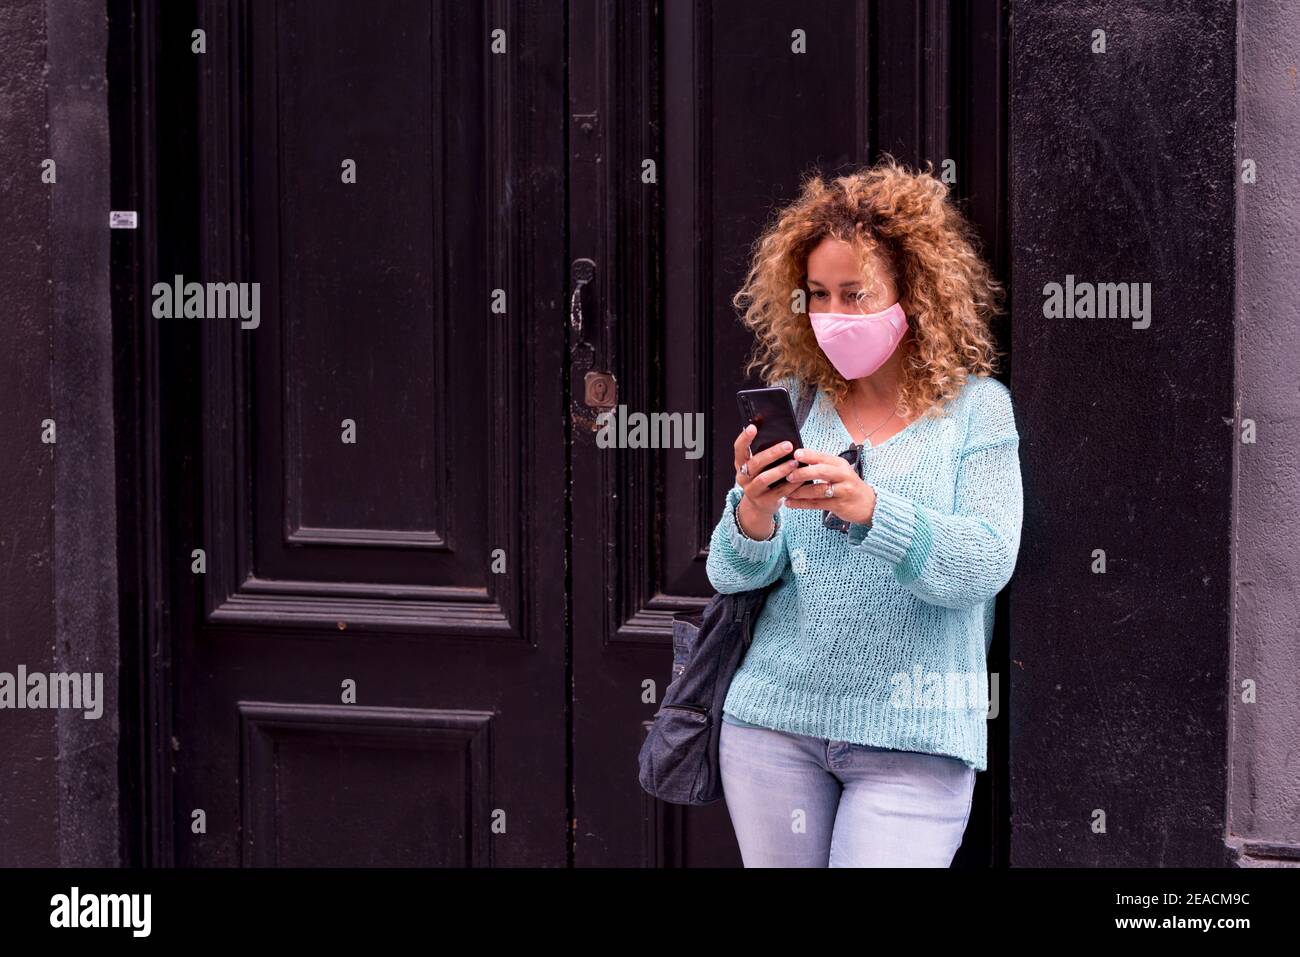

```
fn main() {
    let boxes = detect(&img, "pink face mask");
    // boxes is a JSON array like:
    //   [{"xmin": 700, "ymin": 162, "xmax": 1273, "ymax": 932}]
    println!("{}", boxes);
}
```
[{"xmin": 809, "ymin": 302, "xmax": 909, "ymax": 380}]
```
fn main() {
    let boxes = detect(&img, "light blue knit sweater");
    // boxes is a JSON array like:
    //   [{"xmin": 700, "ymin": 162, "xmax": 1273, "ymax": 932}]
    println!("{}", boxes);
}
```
[{"xmin": 708, "ymin": 373, "xmax": 1023, "ymax": 772}]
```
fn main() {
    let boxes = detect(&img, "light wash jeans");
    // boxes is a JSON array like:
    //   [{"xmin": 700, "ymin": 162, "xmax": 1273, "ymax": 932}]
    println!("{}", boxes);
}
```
[{"xmin": 719, "ymin": 716, "xmax": 976, "ymax": 867}]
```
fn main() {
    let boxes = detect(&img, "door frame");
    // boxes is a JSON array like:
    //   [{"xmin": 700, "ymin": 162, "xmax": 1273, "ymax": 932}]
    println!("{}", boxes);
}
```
[
  {"xmin": 110, "ymin": 0, "xmax": 195, "ymax": 868},
  {"xmin": 111, "ymin": 0, "xmax": 1011, "ymax": 867}
]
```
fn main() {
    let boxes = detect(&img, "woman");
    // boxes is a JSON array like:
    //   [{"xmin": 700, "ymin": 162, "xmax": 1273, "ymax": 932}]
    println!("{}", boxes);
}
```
[{"xmin": 708, "ymin": 156, "xmax": 1023, "ymax": 867}]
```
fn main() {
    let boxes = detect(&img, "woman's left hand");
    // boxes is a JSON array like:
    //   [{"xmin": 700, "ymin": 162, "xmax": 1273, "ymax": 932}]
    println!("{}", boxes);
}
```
[{"xmin": 784, "ymin": 448, "xmax": 877, "ymax": 526}]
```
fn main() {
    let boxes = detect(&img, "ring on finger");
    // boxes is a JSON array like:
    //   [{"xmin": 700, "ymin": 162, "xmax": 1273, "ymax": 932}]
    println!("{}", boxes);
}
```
[
  {"xmin": 824, "ymin": 483, "xmax": 835, "ymax": 499},
  {"xmin": 739, "ymin": 462, "xmax": 749, "ymax": 477}
]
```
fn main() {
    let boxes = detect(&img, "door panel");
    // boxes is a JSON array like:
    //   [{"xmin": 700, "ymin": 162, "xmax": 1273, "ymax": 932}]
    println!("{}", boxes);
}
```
[
  {"xmin": 208, "ymin": 0, "xmax": 510, "ymax": 622},
  {"xmin": 152, "ymin": 0, "xmax": 568, "ymax": 866},
  {"xmin": 569, "ymin": 0, "xmax": 1008, "ymax": 866}
]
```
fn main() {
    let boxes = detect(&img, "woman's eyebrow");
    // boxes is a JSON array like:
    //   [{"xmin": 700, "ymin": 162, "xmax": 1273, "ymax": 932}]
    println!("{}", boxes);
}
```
[{"xmin": 806, "ymin": 279, "xmax": 862, "ymax": 288}]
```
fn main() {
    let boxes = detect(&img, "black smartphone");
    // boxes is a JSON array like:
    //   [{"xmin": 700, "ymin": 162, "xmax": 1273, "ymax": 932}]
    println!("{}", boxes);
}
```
[{"xmin": 736, "ymin": 386, "xmax": 806, "ymax": 489}]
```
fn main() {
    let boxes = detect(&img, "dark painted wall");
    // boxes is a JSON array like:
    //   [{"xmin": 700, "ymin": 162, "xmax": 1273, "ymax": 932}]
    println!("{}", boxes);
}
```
[
  {"xmin": 0, "ymin": 0, "xmax": 60, "ymax": 866},
  {"xmin": 0, "ymin": 0, "xmax": 119, "ymax": 865},
  {"xmin": 47, "ymin": 0, "xmax": 120, "ymax": 867},
  {"xmin": 1009, "ymin": 0, "xmax": 1237, "ymax": 865}
]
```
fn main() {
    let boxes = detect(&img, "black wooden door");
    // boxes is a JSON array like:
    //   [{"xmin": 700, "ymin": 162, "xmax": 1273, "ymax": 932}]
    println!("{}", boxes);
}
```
[
  {"xmin": 134, "ymin": 0, "xmax": 1005, "ymax": 867},
  {"xmin": 142, "ymin": 0, "xmax": 568, "ymax": 866},
  {"xmin": 567, "ymin": 0, "xmax": 1008, "ymax": 866}
]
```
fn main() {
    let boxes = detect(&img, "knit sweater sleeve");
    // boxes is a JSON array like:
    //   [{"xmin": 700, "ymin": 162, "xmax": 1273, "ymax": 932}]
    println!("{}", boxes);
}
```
[
  {"xmin": 705, "ymin": 484, "xmax": 790, "ymax": 594},
  {"xmin": 847, "ymin": 377, "xmax": 1024, "ymax": 610}
]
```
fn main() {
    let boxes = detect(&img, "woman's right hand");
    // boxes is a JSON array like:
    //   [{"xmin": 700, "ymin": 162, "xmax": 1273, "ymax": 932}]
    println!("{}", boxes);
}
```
[{"xmin": 732, "ymin": 425, "xmax": 801, "ymax": 538}]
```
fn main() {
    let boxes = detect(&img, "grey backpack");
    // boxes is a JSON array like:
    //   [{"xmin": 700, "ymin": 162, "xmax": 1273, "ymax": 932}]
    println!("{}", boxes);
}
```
[{"xmin": 636, "ymin": 383, "xmax": 816, "ymax": 805}]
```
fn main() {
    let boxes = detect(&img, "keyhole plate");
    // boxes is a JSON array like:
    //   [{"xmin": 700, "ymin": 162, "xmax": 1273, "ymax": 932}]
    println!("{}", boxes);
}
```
[{"xmin": 584, "ymin": 371, "xmax": 617, "ymax": 409}]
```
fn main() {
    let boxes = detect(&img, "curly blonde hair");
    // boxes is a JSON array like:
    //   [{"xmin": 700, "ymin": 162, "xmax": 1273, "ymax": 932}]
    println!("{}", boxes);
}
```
[{"xmin": 731, "ymin": 154, "xmax": 1006, "ymax": 421}]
